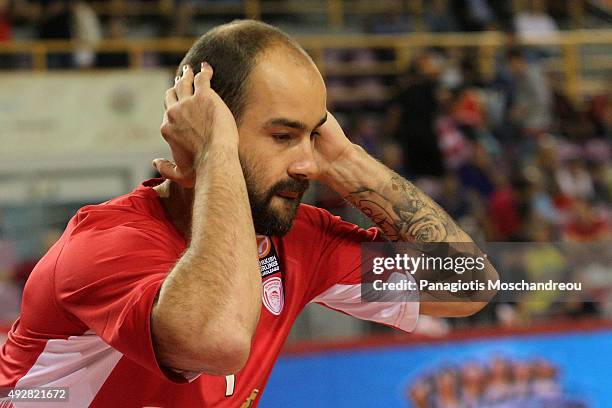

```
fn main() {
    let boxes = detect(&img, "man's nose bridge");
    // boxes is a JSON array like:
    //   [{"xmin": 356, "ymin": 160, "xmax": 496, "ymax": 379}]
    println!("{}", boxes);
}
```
[
  {"xmin": 290, "ymin": 137, "xmax": 318, "ymax": 175},
  {"xmin": 294, "ymin": 136, "xmax": 315, "ymax": 162}
]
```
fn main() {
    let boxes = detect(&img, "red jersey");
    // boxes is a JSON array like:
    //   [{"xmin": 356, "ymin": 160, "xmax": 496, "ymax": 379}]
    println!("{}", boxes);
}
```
[{"xmin": 0, "ymin": 180, "xmax": 418, "ymax": 407}]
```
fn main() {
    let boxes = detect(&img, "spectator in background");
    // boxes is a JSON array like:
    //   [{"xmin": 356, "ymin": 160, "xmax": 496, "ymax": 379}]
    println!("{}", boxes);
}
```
[
  {"xmin": 562, "ymin": 198, "xmax": 611, "ymax": 242},
  {"xmin": 425, "ymin": 0, "xmax": 459, "ymax": 32},
  {"xmin": 0, "ymin": 0, "xmax": 11, "ymax": 41},
  {"xmin": 97, "ymin": 16, "xmax": 129, "ymax": 68},
  {"xmin": 30, "ymin": 0, "xmax": 101, "ymax": 69},
  {"xmin": 451, "ymin": 0, "xmax": 496, "ymax": 31},
  {"xmin": 345, "ymin": 113, "xmax": 381, "ymax": 157},
  {"xmin": 549, "ymin": 71, "xmax": 588, "ymax": 139},
  {"xmin": 436, "ymin": 48, "xmax": 463, "ymax": 89},
  {"xmin": 0, "ymin": 0, "xmax": 14, "ymax": 68},
  {"xmin": 514, "ymin": 0, "xmax": 559, "ymax": 42},
  {"xmin": 0, "ymin": 0, "xmax": 38, "ymax": 68},
  {"xmin": 586, "ymin": 82, "xmax": 612, "ymax": 138},
  {"xmin": 439, "ymin": 174, "xmax": 472, "ymax": 221},
  {"xmin": 525, "ymin": 166, "xmax": 562, "ymax": 225},
  {"xmin": 385, "ymin": 51, "xmax": 445, "ymax": 177},
  {"xmin": 590, "ymin": 161, "xmax": 612, "ymax": 204},
  {"xmin": 72, "ymin": 1, "xmax": 102, "ymax": 68},
  {"xmin": 457, "ymin": 142, "xmax": 495, "ymax": 199},
  {"xmin": 488, "ymin": 174, "xmax": 528, "ymax": 240},
  {"xmin": 506, "ymin": 48, "xmax": 552, "ymax": 137},
  {"xmin": 514, "ymin": 0, "xmax": 560, "ymax": 60},
  {"xmin": 486, "ymin": 0, "xmax": 514, "ymax": 31},
  {"xmin": 34, "ymin": 0, "xmax": 73, "ymax": 68},
  {"xmin": 0, "ymin": 0, "xmax": 33, "ymax": 41},
  {"xmin": 555, "ymin": 158, "xmax": 595, "ymax": 200},
  {"xmin": 435, "ymin": 91, "xmax": 473, "ymax": 171},
  {"xmin": 533, "ymin": 136, "xmax": 565, "ymax": 198}
]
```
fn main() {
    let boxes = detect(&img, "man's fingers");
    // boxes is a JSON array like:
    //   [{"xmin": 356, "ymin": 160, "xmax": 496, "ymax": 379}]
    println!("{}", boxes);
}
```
[
  {"xmin": 164, "ymin": 87, "xmax": 178, "ymax": 109},
  {"xmin": 175, "ymin": 65, "xmax": 194, "ymax": 99},
  {"xmin": 194, "ymin": 61, "xmax": 213, "ymax": 93}
]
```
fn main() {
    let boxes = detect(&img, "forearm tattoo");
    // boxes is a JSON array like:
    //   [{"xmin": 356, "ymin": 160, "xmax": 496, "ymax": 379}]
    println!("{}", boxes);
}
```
[{"xmin": 345, "ymin": 175, "xmax": 461, "ymax": 242}]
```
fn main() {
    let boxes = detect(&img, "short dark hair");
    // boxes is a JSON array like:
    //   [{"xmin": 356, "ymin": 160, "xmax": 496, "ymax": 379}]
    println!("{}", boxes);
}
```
[{"xmin": 178, "ymin": 20, "xmax": 309, "ymax": 123}]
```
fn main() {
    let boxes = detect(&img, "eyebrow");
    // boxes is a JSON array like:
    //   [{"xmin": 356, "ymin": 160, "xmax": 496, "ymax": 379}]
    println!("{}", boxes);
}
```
[{"xmin": 265, "ymin": 113, "xmax": 327, "ymax": 132}]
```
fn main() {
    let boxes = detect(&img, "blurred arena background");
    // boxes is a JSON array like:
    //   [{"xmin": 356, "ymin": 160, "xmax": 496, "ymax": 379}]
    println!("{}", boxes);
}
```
[{"xmin": 0, "ymin": 0, "xmax": 611, "ymax": 407}]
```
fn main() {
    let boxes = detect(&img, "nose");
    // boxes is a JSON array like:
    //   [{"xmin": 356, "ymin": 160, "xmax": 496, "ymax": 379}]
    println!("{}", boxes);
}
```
[{"xmin": 287, "ymin": 139, "xmax": 320, "ymax": 180}]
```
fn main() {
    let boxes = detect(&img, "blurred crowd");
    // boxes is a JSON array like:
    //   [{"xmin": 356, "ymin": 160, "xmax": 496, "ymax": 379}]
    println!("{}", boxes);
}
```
[
  {"xmin": 0, "ymin": 0, "xmax": 599, "ymax": 69},
  {"xmin": 324, "ymin": 42, "xmax": 611, "ymax": 330},
  {"xmin": 331, "ymin": 45, "xmax": 611, "ymax": 244}
]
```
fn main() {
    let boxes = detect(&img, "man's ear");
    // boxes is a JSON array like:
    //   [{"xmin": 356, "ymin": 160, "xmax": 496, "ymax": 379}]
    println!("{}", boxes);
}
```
[{"xmin": 152, "ymin": 158, "xmax": 195, "ymax": 189}]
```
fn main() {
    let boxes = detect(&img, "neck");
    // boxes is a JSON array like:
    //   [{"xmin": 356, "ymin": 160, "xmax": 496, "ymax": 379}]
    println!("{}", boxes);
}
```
[{"xmin": 154, "ymin": 180, "xmax": 194, "ymax": 241}]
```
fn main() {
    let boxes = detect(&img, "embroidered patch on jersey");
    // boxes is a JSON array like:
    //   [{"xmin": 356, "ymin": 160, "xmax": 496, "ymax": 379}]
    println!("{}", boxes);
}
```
[
  {"xmin": 262, "ymin": 276, "xmax": 284, "ymax": 316},
  {"xmin": 257, "ymin": 235, "xmax": 280, "ymax": 278},
  {"xmin": 256, "ymin": 235, "xmax": 271, "ymax": 259}
]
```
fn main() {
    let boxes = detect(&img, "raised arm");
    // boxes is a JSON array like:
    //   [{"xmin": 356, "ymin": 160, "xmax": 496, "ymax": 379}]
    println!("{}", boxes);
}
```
[
  {"xmin": 317, "ymin": 113, "xmax": 498, "ymax": 317},
  {"xmin": 151, "ymin": 63, "xmax": 261, "ymax": 376}
]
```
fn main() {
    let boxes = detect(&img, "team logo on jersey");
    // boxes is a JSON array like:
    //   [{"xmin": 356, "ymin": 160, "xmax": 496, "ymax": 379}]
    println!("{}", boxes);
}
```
[
  {"xmin": 257, "ymin": 235, "xmax": 280, "ymax": 278},
  {"xmin": 262, "ymin": 277, "xmax": 284, "ymax": 316},
  {"xmin": 256, "ymin": 235, "xmax": 271, "ymax": 259},
  {"xmin": 257, "ymin": 235, "xmax": 284, "ymax": 315}
]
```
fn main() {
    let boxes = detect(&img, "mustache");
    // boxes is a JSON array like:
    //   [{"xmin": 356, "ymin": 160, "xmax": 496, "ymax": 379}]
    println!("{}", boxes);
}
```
[{"xmin": 268, "ymin": 178, "xmax": 310, "ymax": 199}]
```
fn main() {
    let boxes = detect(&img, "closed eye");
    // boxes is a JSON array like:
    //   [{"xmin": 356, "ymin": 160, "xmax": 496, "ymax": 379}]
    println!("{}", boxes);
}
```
[
  {"xmin": 311, "ymin": 131, "xmax": 320, "ymax": 139},
  {"xmin": 272, "ymin": 133, "xmax": 291, "ymax": 142}
]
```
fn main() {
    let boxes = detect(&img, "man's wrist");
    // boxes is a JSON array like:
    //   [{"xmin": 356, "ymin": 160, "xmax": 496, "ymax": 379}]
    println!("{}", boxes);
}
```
[
  {"xmin": 197, "ymin": 136, "xmax": 239, "ymax": 169},
  {"xmin": 321, "ymin": 143, "xmax": 369, "ymax": 196}
]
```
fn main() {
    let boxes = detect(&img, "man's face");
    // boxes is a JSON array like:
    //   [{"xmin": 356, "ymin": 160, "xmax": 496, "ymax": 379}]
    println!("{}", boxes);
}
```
[{"xmin": 236, "ymin": 46, "xmax": 327, "ymax": 236}]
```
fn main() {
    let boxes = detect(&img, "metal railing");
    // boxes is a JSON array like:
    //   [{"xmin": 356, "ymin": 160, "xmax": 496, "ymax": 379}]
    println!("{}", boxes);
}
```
[{"xmin": 1, "ymin": 29, "xmax": 610, "ymax": 102}]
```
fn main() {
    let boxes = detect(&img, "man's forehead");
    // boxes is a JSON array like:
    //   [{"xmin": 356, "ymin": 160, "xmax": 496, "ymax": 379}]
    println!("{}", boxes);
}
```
[
  {"xmin": 251, "ymin": 51, "xmax": 323, "ymax": 92},
  {"xmin": 244, "ymin": 49, "xmax": 327, "ymax": 128}
]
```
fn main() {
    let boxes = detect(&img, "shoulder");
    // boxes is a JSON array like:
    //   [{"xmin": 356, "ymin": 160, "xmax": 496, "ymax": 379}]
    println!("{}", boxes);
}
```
[
  {"xmin": 66, "ymin": 185, "xmax": 179, "ymax": 247},
  {"xmin": 52, "ymin": 188, "xmax": 183, "ymax": 286}
]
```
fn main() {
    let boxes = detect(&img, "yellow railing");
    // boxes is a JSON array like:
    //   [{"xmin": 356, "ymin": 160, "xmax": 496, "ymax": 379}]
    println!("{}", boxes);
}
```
[
  {"xmin": 1, "ymin": 30, "xmax": 610, "ymax": 102},
  {"xmin": 85, "ymin": 0, "xmax": 588, "ymax": 30}
]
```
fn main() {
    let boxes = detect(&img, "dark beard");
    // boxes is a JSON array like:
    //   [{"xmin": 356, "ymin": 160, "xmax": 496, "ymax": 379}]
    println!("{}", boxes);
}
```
[{"xmin": 241, "ymin": 162, "xmax": 309, "ymax": 236}]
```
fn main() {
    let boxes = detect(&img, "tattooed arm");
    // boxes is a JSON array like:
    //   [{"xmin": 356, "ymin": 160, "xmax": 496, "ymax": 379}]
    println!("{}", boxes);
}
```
[
  {"xmin": 343, "ymin": 176, "xmax": 468, "ymax": 243},
  {"xmin": 317, "ymin": 117, "xmax": 497, "ymax": 317},
  {"xmin": 322, "ymin": 140, "xmax": 471, "ymax": 244}
]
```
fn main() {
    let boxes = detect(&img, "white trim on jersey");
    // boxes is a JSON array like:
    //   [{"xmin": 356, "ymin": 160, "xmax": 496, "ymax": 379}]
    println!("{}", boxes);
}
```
[
  {"xmin": 311, "ymin": 272, "xmax": 420, "ymax": 332},
  {"xmin": 12, "ymin": 331, "xmax": 123, "ymax": 408}
]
